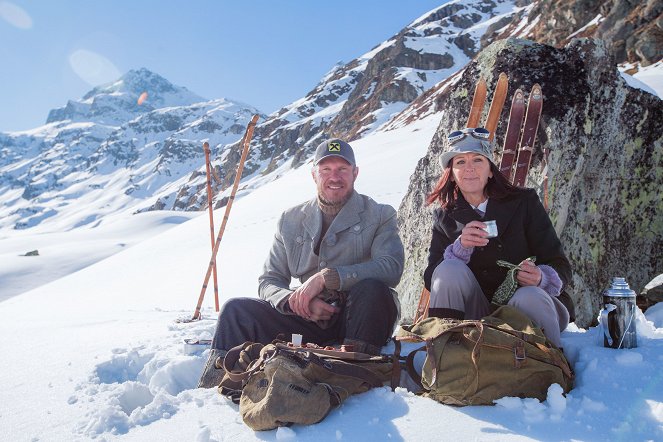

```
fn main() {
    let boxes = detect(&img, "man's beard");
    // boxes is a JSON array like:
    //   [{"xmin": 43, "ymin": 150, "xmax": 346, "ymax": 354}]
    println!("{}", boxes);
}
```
[{"xmin": 318, "ymin": 191, "xmax": 352, "ymax": 214}]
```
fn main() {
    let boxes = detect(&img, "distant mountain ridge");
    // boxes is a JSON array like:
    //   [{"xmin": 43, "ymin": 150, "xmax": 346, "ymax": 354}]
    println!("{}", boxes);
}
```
[
  {"xmin": 0, "ymin": 69, "xmax": 263, "ymax": 231},
  {"xmin": 170, "ymin": 0, "xmax": 528, "ymax": 211},
  {"xmin": 0, "ymin": 0, "xmax": 660, "ymax": 231}
]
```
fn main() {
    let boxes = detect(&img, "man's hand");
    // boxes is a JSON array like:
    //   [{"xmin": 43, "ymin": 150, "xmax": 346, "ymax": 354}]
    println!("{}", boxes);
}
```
[
  {"xmin": 288, "ymin": 272, "xmax": 326, "ymax": 318},
  {"xmin": 516, "ymin": 259, "xmax": 542, "ymax": 287},
  {"xmin": 460, "ymin": 220, "xmax": 489, "ymax": 248},
  {"xmin": 308, "ymin": 298, "xmax": 340, "ymax": 321}
]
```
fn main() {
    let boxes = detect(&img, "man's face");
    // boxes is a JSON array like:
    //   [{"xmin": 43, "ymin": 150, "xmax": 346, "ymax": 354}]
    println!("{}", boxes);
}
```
[{"xmin": 312, "ymin": 156, "xmax": 358, "ymax": 205}]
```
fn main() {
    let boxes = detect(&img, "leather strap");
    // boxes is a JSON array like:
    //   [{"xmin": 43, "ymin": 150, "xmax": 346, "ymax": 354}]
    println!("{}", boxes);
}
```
[{"xmin": 405, "ymin": 345, "xmax": 427, "ymax": 390}]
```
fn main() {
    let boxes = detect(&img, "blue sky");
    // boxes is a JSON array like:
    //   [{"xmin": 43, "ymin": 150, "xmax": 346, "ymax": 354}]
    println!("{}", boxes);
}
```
[{"xmin": 0, "ymin": 0, "xmax": 445, "ymax": 132}]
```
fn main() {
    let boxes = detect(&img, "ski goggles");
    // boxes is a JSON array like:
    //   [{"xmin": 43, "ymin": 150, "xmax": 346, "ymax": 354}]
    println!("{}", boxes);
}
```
[{"xmin": 447, "ymin": 127, "xmax": 490, "ymax": 145}]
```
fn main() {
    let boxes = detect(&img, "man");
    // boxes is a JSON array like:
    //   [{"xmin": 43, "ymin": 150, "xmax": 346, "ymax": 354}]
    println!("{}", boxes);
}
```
[{"xmin": 198, "ymin": 138, "xmax": 404, "ymax": 388}]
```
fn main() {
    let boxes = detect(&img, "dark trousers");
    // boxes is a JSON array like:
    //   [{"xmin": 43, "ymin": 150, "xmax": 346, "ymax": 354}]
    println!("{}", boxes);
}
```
[{"xmin": 211, "ymin": 279, "xmax": 398, "ymax": 352}]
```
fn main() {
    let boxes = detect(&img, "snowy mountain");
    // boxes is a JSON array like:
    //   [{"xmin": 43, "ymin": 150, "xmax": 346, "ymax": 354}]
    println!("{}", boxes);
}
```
[
  {"xmin": 171, "ymin": 0, "xmax": 530, "ymax": 211},
  {"xmin": 0, "ymin": 69, "xmax": 265, "ymax": 232},
  {"xmin": 171, "ymin": 0, "xmax": 662, "ymax": 212},
  {"xmin": 1, "ymin": 1, "xmax": 660, "ymax": 231},
  {"xmin": 45, "ymin": 68, "xmax": 207, "ymax": 126}
]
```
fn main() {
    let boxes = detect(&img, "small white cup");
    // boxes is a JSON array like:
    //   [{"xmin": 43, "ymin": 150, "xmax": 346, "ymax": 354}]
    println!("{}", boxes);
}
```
[
  {"xmin": 483, "ymin": 220, "xmax": 498, "ymax": 238},
  {"xmin": 291, "ymin": 333, "xmax": 303, "ymax": 346}
]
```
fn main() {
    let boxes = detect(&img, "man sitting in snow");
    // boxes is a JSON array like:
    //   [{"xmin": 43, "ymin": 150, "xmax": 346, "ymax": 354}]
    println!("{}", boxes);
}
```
[{"xmin": 198, "ymin": 138, "xmax": 404, "ymax": 388}]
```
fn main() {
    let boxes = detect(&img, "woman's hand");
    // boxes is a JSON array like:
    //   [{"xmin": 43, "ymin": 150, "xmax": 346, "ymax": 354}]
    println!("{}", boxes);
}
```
[
  {"xmin": 460, "ymin": 221, "xmax": 489, "ymax": 248},
  {"xmin": 516, "ymin": 260, "xmax": 542, "ymax": 287}
]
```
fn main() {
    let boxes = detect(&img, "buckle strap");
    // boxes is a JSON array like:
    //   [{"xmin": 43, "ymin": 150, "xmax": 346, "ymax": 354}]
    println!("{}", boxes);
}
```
[{"xmin": 514, "ymin": 341, "xmax": 526, "ymax": 368}]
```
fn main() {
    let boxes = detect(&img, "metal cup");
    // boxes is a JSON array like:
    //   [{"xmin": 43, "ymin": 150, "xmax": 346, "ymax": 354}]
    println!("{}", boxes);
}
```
[
  {"xmin": 483, "ymin": 220, "xmax": 498, "ymax": 238},
  {"xmin": 600, "ymin": 277, "xmax": 638, "ymax": 349}
]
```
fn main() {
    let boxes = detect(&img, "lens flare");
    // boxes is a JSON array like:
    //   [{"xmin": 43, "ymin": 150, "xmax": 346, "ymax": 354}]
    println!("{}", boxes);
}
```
[
  {"xmin": 137, "ymin": 92, "xmax": 148, "ymax": 106},
  {"xmin": 0, "ymin": 2, "xmax": 33, "ymax": 29},
  {"xmin": 69, "ymin": 49, "xmax": 121, "ymax": 86}
]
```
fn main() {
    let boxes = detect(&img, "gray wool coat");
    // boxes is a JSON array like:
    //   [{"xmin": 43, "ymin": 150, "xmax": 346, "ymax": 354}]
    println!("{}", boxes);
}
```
[{"xmin": 258, "ymin": 191, "xmax": 405, "ymax": 314}]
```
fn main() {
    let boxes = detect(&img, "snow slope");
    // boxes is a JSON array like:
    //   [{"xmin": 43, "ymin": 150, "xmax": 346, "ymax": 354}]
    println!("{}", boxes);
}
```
[{"xmin": 1, "ymin": 115, "xmax": 662, "ymax": 441}]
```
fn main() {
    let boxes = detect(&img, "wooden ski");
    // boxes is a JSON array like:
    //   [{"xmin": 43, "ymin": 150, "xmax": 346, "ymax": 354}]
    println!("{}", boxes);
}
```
[
  {"xmin": 499, "ymin": 89, "xmax": 526, "ymax": 181},
  {"xmin": 466, "ymin": 78, "xmax": 487, "ymax": 128},
  {"xmin": 512, "ymin": 84, "xmax": 543, "ymax": 187},
  {"xmin": 484, "ymin": 72, "xmax": 508, "ymax": 141}
]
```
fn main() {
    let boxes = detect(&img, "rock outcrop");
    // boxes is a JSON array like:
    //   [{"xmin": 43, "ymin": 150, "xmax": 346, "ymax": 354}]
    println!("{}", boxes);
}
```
[
  {"xmin": 526, "ymin": 0, "xmax": 663, "ymax": 67},
  {"xmin": 395, "ymin": 38, "xmax": 662, "ymax": 327}
]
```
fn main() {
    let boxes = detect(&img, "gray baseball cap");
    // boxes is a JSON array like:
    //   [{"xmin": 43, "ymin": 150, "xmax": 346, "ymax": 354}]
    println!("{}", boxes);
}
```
[
  {"xmin": 314, "ymin": 139, "xmax": 356, "ymax": 166},
  {"xmin": 439, "ymin": 128, "xmax": 494, "ymax": 170}
]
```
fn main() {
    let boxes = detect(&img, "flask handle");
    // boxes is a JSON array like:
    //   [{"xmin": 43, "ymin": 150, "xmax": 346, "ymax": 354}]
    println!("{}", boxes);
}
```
[{"xmin": 600, "ymin": 303, "xmax": 617, "ymax": 346}]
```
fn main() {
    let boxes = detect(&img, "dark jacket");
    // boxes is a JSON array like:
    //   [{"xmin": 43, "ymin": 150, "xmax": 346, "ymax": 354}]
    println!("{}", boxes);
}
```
[{"xmin": 423, "ymin": 188, "xmax": 575, "ymax": 320}]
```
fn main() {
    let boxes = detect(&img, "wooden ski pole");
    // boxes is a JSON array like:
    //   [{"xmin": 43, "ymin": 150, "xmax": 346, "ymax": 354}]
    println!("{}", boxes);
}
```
[
  {"xmin": 184, "ymin": 114, "xmax": 259, "ymax": 321},
  {"xmin": 202, "ymin": 142, "xmax": 220, "ymax": 312}
]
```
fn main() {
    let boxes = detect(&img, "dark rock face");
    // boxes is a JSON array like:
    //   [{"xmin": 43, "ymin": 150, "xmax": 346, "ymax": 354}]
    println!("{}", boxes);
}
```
[
  {"xmin": 527, "ymin": 0, "xmax": 663, "ymax": 66},
  {"xmin": 396, "ymin": 38, "xmax": 662, "ymax": 327}
]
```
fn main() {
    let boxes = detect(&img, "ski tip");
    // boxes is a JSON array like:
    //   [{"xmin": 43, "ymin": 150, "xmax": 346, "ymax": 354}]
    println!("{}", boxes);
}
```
[
  {"xmin": 531, "ymin": 84, "xmax": 543, "ymax": 100},
  {"xmin": 498, "ymin": 72, "xmax": 508, "ymax": 82}
]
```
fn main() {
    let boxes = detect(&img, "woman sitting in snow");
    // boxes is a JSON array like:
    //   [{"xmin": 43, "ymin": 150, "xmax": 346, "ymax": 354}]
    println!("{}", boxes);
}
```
[{"xmin": 423, "ymin": 127, "xmax": 575, "ymax": 347}]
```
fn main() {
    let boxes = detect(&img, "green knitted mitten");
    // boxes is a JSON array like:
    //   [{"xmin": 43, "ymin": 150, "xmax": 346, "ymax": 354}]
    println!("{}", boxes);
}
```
[{"xmin": 492, "ymin": 256, "xmax": 536, "ymax": 306}]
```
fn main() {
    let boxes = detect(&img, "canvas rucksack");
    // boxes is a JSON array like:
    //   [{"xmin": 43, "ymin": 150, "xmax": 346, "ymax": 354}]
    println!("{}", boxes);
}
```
[
  {"xmin": 396, "ymin": 306, "xmax": 574, "ymax": 406},
  {"xmin": 218, "ymin": 341, "xmax": 397, "ymax": 431}
]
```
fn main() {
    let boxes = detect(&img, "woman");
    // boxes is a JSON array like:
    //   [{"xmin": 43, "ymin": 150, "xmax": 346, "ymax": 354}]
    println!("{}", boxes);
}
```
[{"xmin": 423, "ymin": 127, "xmax": 575, "ymax": 347}]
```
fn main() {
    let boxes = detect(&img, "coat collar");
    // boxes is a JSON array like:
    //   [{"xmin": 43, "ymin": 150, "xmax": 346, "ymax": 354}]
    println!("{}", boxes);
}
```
[{"xmin": 328, "ymin": 191, "xmax": 363, "ymax": 235}]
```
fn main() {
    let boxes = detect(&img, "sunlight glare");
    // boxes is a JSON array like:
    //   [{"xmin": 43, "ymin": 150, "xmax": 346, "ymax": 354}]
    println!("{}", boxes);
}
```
[
  {"xmin": 69, "ymin": 49, "xmax": 121, "ymax": 86},
  {"xmin": 0, "ymin": 1, "xmax": 33, "ymax": 29}
]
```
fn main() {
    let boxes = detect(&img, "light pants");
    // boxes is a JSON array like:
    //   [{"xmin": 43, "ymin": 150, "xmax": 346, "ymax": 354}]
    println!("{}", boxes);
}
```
[{"xmin": 430, "ymin": 259, "xmax": 570, "ymax": 347}]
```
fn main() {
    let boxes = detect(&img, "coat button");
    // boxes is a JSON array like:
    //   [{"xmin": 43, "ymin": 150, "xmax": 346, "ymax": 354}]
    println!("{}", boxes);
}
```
[
  {"xmin": 353, "ymin": 225, "xmax": 360, "ymax": 231},
  {"xmin": 320, "ymin": 261, "xmax": 327, "ymax": 267},
  {"xmin": 296, "ymin": 236, "xmax": 303, "ymax": 243}
]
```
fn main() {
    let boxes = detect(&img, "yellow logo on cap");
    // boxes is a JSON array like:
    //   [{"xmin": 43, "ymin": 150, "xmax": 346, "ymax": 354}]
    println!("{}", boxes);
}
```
[{"xmin": 328, "ymin": 142, "xmax": 341, "ymax": 152}]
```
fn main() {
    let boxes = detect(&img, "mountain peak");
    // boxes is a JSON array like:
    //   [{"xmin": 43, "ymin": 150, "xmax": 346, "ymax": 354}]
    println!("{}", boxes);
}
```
[
  {"xmin": 46, "ymin": 69, "xmax": 206, "ymax": 126},
  {"xmin": 82, "ymin": 68, "xmax": 184, "ymax": 100}
]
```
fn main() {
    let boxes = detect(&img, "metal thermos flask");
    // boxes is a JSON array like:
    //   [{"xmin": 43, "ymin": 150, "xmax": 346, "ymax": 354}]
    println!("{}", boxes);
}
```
[{"xmin": 600, "ymin": 277, "xmax": 638, "ymax": 349}]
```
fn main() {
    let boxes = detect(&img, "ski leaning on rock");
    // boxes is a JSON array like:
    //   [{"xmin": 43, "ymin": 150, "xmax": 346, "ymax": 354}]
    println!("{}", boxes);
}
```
[
  {"xmin": 511, "ymin": 84, "xmax": 543, "ymax": 187},
  {"xmin": 466, "ymin": 78, "xmax": 487, "ymax": 128},
  {"xmin": 498, "ymin": 89, "xmax": 525, "ymax": 179},
  {"xmin": 484, "ymin": 72, "xmax": 508, "ymax": 140},
  {"xmin": 177, "ymin": 114, "xmax": 260, "ymax": 323}
]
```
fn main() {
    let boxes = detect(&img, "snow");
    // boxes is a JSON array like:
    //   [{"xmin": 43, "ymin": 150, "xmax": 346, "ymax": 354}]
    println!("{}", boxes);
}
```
[
  {"xmin": 1, "ymin": 113, "xmax": 662, "ymax": 441},
  {"xmin": 620, "ymin": 61, "xmax": 663, "ymax": 99},
  {"xmin": 567, "ymin": 14, "xmax": 604, "ymax": 39}
]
